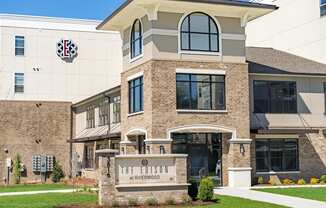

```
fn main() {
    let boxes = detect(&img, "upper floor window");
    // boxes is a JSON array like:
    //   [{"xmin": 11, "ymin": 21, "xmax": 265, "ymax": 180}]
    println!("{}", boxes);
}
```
[
  {"xmin": 253, "ymin": 80, "xmax": 297, "ymax": 113},
  {"xmin": 180, "ymin": 12, "xmax": 219, "ymax": 53},
  {"xmin": 321, "ymin": 0, "xmax": 326, "ymax": 16},
  {"xmin": 14, "ymin": 73, "xmax": 24, "ymax": 93},
  {"xmin": 15, "ymin": 36, "xmax": 25, "ymax": 56},
  {"xmin": 111, "ymin": 96, "xmax": 121, "ymax": 123},
  {"xmin": 86, "ymin": 106, "xmax": 95, "ymax": 128},
  {"xmin": 129, "ymin": 76, "xmax": 143, "ymax": 114},
  {"xmin": 176, "ymin": 73, "xmax": 225, "ymax": 110},
  {"xmin": 130, "ymin": 19, "xmax": 142, "ymax": 59},
  {"xmin": 99, "ymin": 99, "xmax": 109, "ymax": 126}
]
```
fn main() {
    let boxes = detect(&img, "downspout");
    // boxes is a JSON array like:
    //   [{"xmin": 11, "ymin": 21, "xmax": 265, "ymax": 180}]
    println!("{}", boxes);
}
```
[{"xmin": 69, "ymin": 104, "xmax": 74, "ymax": 178}]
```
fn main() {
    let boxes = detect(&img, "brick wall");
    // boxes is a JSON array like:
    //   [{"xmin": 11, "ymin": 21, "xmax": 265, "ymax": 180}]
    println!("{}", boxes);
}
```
[{"xmin": 0, "ymin": 101, "xmax": 71, "ymax": 184}]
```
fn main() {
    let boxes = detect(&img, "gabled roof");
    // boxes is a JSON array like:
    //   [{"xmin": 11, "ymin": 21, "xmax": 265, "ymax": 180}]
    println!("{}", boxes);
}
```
[{"xmin": 246, "ymin": 47, "xmax": 326, "ymax": 76}]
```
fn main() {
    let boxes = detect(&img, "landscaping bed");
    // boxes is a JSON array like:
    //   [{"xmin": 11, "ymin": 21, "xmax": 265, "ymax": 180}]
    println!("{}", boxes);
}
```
[{"xmin": 58, "ymin": 195, "xmax": 288, "ymax": 208}]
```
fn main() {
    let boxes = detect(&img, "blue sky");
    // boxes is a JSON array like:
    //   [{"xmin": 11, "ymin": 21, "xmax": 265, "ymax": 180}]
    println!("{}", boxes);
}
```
[{"xmin": 0, "ymin": 0, "xmax": 126, "ymax": 20}]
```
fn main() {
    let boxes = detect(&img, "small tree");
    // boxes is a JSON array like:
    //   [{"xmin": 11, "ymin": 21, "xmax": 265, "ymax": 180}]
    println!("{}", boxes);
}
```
[
  {"xmin": 51, "ymin": 160, "xmax": 65, "ymax": 183},
  {"xmin": 13, "ymin": 154, "xmax": 22, "ymax": 184},
  {"xmin": 197, "ymin": 177, "xmax": 214, "ymax": 201}
]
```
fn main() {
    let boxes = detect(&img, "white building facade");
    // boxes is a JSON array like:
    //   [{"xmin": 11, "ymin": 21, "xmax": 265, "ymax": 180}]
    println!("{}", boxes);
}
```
[
  {"xmin": 0, "ymin": 14, "xmax": 122, "ymax": 102},
  {"xmin": 247, "ymin": 0, "xmax": 326, "ymax": 64}
]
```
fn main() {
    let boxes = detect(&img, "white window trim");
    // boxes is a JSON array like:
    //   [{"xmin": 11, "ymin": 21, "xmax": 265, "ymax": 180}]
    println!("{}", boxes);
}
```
[
  {"xmin": 127, "ymin": 71, "xmax": 144, "ymax": 81},
  {"xmin": 14, "ymin": 72, "xmax": 24, "ymax": 94},
  {"xmin": 129, "ymin": 18, "xmax": 144, "ymax": 63},
  {"xmin": 127, "ymin": 111, "xmax": 144, "ymax": 117},
  {"xmin": 256, "ymin": 171, "xmax": 301, "ymax": 175},
  {"xmin": 176, "ymin": 68, "xmax": 226, "ymax": 75},
  {"xmin": 177, "ymin": 11, "xmax": 222, "ymax": 56},
  {"xmin": 176, "ymin": 109, "xmax": 227, "ymax": 113}
]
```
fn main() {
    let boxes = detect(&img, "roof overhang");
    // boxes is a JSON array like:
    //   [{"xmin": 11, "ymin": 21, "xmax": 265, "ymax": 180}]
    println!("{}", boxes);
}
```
[{"xmin": 97, "ymin": 0, "xmax": 278, "ymax": 31}]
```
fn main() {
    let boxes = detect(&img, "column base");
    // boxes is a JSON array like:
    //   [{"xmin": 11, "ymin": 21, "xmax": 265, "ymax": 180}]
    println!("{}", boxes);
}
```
[{"xmin": 228, "ymin": 167, "xmax": 252, "ymax": 188}]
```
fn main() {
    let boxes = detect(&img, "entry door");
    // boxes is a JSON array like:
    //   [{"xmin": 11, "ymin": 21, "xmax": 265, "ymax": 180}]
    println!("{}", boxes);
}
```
[{"xmin": 188, "ymin": 144, "xmax": 208, "ymax": 177}]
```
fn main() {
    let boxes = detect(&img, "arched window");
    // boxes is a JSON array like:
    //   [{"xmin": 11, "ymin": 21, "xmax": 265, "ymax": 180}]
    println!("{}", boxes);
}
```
[
  {"xmin": 180, "ymin": 12, "xmax": 219, "ymax": 52},
  {"xmin": 130, "ymin": 19, "xmax": 142, "ymax": 59}
]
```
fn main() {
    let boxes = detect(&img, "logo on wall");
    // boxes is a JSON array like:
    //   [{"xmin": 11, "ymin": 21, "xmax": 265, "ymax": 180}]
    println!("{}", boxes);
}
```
[{"xmin": 56, "ymin": 39, "xmax": 78, "ymax": 60}]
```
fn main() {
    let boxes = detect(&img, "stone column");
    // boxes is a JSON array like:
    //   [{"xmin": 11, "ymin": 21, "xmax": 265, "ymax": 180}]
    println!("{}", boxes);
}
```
[
  {"xmin": 227, "ymin": 138, "xmax": 252, "ymax": 188},
  {"xmin": 98, "ymin": 156, "xmax": 116, "ymax": 206}
]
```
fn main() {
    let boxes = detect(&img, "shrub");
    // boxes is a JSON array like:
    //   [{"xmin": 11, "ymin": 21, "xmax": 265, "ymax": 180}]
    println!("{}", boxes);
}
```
[
  {"xmin": 111, "ymin": 199, "xmax": 120, "ymax": 207},
  {"xmin": 13, "ymin": 154, "xmax": 22, "ymax": 184},
  {"xmin": 258, "ymin": 176, "xmax": 264, "ymax": 184},
  {"xmin": 51, "ymin": 160, "xmax": 65, "ymax": 183},
  {"xmin": 188, "ymin": 177, "xmax": 198, "ymax": 199},
  {"xmin": 282, "ymin": 178, "xmax": 295, "ymax": 185},
  {"xmin": 181, "ymin": 194, "xmax": 192, "ymax": 205},
  {"xmin": 197, "ymin": 177, "xmax": 214, "ymax": 201},
  {"xmin": 297, "ymin": 178, "xmax": 306, "ymax": 185},
  {"xmin": 127, "ymin": 197, "xmax": 138, "ymax": 206},
  {"xmin": 320, "ymin": 175, "xmax": 326, "ymax": 183},
  {"xmin": 165, "ymin": 197, "xmax": 176, "ymax": 205},
  {"xmin": 310, "ymin": 177, "xmax": 319, "ymax": 185},
  {"xmin": 145, "ymin": 197, "xmax": 158, "ymax": 206}
]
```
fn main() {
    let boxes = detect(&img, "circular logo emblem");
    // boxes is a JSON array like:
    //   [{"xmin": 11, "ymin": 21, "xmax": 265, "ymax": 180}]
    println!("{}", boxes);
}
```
[
  {"xmin": 141, "ymin": 159, "xmax": 148, "ymax": 166},
  {"xmin": 56, "ymin": 39, "xmax": 78, "ymax": 60}
]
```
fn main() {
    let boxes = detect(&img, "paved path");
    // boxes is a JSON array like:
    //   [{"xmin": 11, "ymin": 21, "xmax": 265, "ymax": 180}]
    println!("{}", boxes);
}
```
[
  {"xmin": 0, "ymin": 189, "xmax": 78, "ymax": 196},
  {"xmin": 215, "ymin": 187, "xmax": 326, "ymax": 208}
]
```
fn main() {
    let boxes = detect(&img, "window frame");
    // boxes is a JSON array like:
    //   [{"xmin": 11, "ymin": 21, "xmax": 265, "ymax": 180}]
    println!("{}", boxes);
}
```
[
  {"xmin": 15, "ymin": 36, "xmax": 25, "ymax": 56},
  {"xmin": 255, "ymin": 139, "xmax": 299, "ymax": 173},
  {"xmin": 130, "ymin": 19, "xmax": 143, "ymax": 60},
  {"xmin": 253, "ymin": 80, "xmax": 298, "ymax": 114},
  {"xmin": 86, "ymin": 106, "xmax": 95, "ymax": 129},
  {"xmin": 111, "ymin": 96, "xmax": 121, "ymax": 124},
  {"xmin": 84, "ymin": 143, "xmax": 94, "ymax": 169},
  {"xmin": 321, "ymin": 0, "xmax": 326, "ymax": 17},
  {"xmin": 98, "ymin": 99, "xmax": 109, "ymax": 126},
  {"xmin": 14, "ymin": 73, "xmax": 24, "ymax": 93},
  {"xmin": 128, "ymin": 76, "xmax": 144, "ymax": 114},
  {"xmin": 179, "ymin": 12, "xmax": 220, "ymax": 53},
  {"xmin": 176, "ymin": 73, "xmax": 226, "ymax": 111}
]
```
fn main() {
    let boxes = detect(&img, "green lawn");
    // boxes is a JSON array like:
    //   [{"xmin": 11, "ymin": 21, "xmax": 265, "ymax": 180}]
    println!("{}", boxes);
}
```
[
  {"xmin": 195, "ymin": 195, "xmax": 288, "ymax": 208},
  {"xmin": 255, "ymin": 187, "xmax": 326, "ymax": 202},
  {"xmin": 0, "ymin": 184, "xmax": 75, "ymax": 193},
  {"xmin": 0, "ymin": 193, "xmax": 97, "ymax": 208}
]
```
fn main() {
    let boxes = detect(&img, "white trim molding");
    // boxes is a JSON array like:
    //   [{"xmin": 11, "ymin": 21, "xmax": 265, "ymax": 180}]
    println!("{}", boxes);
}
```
[
  {"xmin": 229, "ymin": 138, "xmax": 252, "ymax": 144},
  {"xmin": 177, "ymin": 109, "xmax": 227, "ymax": 114},
  {"xmin": 176, "ymin": 68, "xmax": 226, "ymax": 75},
  {"xmin": 167, "ymin": 124, "xmax": 237, "ymax": 140},
  {"xmin": 127, "ymin": 71, "xmax": 144, "ymax": 81},
  {"xmin": 144, "ymin": 139, "xmax": 173, "ymax": 144},
  {"xmin": 255, "ymin": 134, "xmax": 299, "ymax": 139},
  {"xmin": 124, "ymin": 127, "xmax": 147, "ymax": 141},
  {"xmin": 221, "ymin": 33, "xmax": 246, "ymax": 40}
]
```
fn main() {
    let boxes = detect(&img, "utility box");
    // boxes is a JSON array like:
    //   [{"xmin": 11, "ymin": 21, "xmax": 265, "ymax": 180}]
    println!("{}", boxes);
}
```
[{"xmin": 32, "ymin": 155, "xmax": 54, "ymax": 173}]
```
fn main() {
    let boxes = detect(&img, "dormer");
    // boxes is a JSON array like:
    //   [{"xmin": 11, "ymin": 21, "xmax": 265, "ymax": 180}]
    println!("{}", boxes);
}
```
[{"xmin": 98, "ymin": 0, "xmax": 277, "ymax": 70}]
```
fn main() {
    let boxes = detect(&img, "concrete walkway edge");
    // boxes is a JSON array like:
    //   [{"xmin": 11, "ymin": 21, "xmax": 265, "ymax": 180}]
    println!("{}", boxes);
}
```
[{"xmin": 214, "ymin": 187, "xmax": 326, "ymax": 208}]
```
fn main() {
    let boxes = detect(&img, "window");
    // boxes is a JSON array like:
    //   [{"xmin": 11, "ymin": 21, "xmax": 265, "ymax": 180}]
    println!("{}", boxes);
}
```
[
  {"xmin": 255, "ymin": 139, "xmax": 299, "ymax": 172},
  {"xmin": 321, "ymin": 0, "xmax": 326, "ymax": 16},
  {"xmin": 180, "ymin": 12, "xmax": 219, "ymax": 52},
  {"xmin": 324, "ymin": 82, "xmax": 326, "ymax": 113},
  {"xmin": 111, "ymin": 96, "xmax": 121, "ymax": 123},
  {"xmin": 176, "ymin": 73, "xmax": 225, "ymax": 110},
  {"xmin": 15, "ymin": 36, "xmax": 25, "ymax": 56},
  {"xmin": 99, "ymin": 99, "xmax": 109, "ymax": 126},
  {"xmin": 84, "ymin": 144, "xmax": 94, "ymax": 169},
  {"xmin": 130, "ymin": 19, "xmax": 142, "ymax": 59},
  {"xmin": 86, "ymin": 106, "xmax": 95, "ymax": 128},
  {"xmin": 129, "ymin": 76, "xmax": 143, "ymax": 113},
  {"xmin": 14, "ymin": 73, "xmax": 24, "ymax": 93},
  {"xmin": 253, "ymin": 80, "xmax": 297, "ymax": 113}
]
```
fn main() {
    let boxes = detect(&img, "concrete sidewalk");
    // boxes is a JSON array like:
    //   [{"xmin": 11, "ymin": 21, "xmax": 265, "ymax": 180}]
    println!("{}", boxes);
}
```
[
  {"xmin": 215, "ymin": 187, "xmax": 326, "ymax": 208},
  {"xmin": 0, "ymin": 189, "xmax": 77, "ymax": 196}
]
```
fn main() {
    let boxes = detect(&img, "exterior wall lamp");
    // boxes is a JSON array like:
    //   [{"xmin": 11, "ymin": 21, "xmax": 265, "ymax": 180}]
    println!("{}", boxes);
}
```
[{"xmin": 240, "ymin": 144, "xmax": 245, "ymax": 155}]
